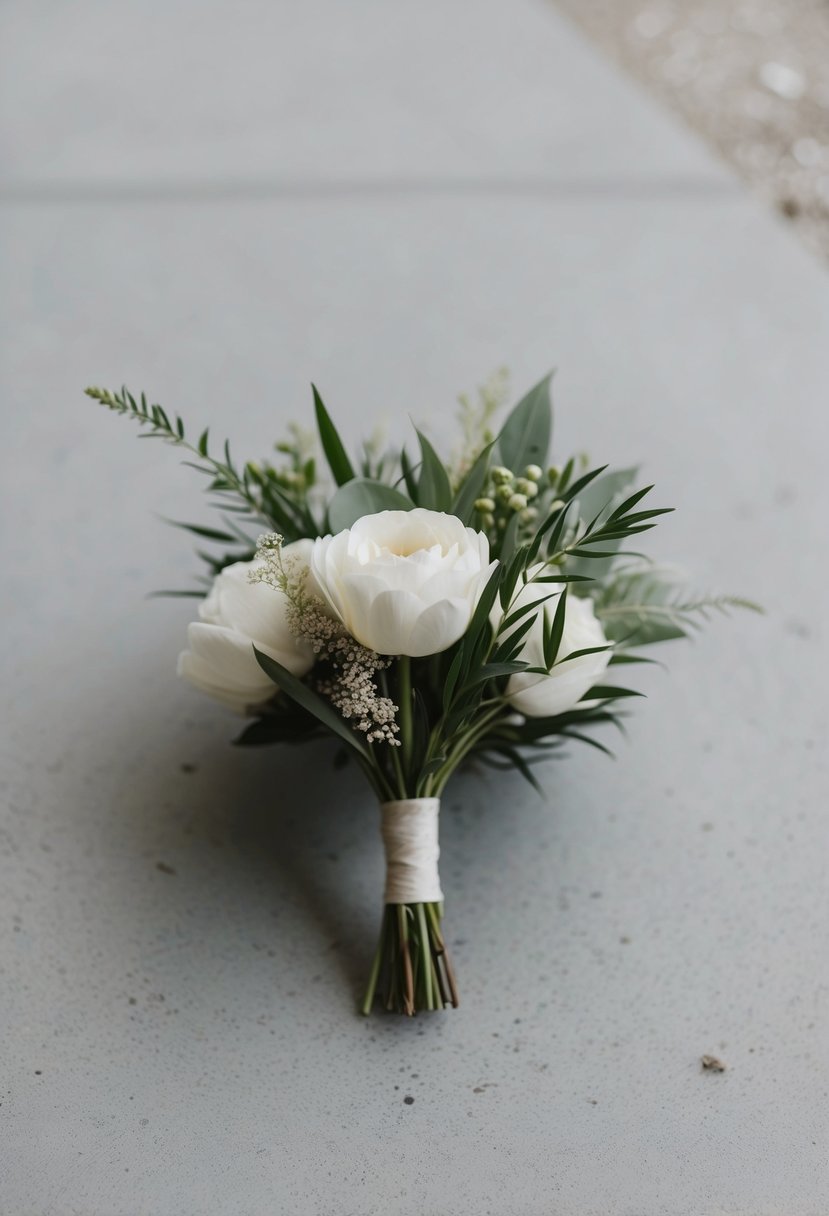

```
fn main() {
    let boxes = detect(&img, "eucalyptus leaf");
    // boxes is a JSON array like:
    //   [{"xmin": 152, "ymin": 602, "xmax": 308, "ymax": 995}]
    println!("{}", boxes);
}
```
[
  {"xmin": 498, "ymin": 373, "xmax": 553, "ymax": 473},
  {"xmin": 327, "ymin": 478, "xmax": 414, "ymax": 532}
]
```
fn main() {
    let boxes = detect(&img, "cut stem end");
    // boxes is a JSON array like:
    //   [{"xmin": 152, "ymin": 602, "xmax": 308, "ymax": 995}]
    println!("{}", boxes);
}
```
[{"xmin": 360, "ymin": 901, "xmax": 459, "ymax": 1016}]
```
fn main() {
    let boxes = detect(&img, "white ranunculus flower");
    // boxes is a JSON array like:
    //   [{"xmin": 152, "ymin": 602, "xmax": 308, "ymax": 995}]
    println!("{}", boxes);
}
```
[
  {"xmin": 494, "ymin": 564, "xmax": 611, "ymax": 718},
  {"xmin": 311, "ymin": 509, "xmax": 497, "ymax": 657},
  {"xmin": 177, "ymin": 540, "xmax": 315, "ymax": 714}
]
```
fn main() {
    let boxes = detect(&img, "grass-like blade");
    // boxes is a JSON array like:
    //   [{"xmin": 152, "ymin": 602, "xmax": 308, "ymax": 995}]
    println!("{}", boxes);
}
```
[
  {"xmin": 253, "ymin": 646, "xmax": 370, "ymax": 757},
  {"xmin": 312, "ymin": 384, "xmax": 355, "ymax": 487},
  {"xmin": 416, "ymin": 428, "xmax": 453, "ymax": 512}
]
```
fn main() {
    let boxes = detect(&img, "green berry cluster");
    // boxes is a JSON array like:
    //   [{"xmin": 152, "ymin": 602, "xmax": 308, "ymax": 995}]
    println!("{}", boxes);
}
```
[{"xmin": 473, "ymin": 462, "xmax": 548, "ymax": 533}]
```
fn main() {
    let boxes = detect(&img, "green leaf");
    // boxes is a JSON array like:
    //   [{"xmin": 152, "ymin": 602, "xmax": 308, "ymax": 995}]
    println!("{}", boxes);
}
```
[
  {"xmin": 498, "ymin": 589, "xmax": 560, "ymax": 635},
  {"xmin": 555, "ymin": 644, "xmax": 612, "ymax": 665},
  {"xmin": 575, "ymin": 467, "xmax": 639, "ymax": 525},
  {"xmin": 558, "ymin": 730, "xmax": 615, "ymax": 759},
  {"xmin": 442, "ymin": 649, "xmax": 466, "ymax": 712},
  {"xmin": 399, "ymin": 447, "xmax": 419, "ymax": 502},
  {"xmin": 457, "ymin": 563, "xmax": 502, "ymax": 678},
  {"xmin": 415, "ymin": 428, "xmax": 452, "ymax": 512},
  {"xmin": 488, "ymin": 746, "xmax": 544, "ymax": 795},
  {"xmin": 459, "ymin": 660, "xmax": 529, "ymax": 691},
  {"xmin": 498, "ymin": 373, "xmax": 553, "ymax": 473},
  {"xmin": 253, "ymin": 647, "xmax": 371, "ymax": 757},
  {"xmin": 327, "ymin": 478, "xmax": 414, "ymax": 531},
  {"xmin": 583, "ymin": 685, "xmax": 644, "ymax": 701},
  {"xmin": 451, "ymin": 440, "xmax": 496, "ymax": 524},
  {"xmin": 163, "ymin": 518, "xmax": 238, "ymax": 543},
  {"xmin": 543, "ymin": 587, "xmax": 568, "ymax": 670},
  {"xmin": 312, "ymin": 384, "xmax": 355, "ymax": 487}
]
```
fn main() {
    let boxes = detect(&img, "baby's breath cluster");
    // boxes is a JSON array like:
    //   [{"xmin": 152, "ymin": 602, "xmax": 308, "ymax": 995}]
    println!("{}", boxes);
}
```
[{"xmin": 250, "ymin": 534, "xmax": 400, "ymax": 746}]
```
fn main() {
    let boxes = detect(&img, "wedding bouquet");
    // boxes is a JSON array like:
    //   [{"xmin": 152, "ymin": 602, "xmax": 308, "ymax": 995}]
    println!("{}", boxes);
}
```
[{"xmin": 86, "ymin": 373, "xmax": 755, "ymax": 1015}]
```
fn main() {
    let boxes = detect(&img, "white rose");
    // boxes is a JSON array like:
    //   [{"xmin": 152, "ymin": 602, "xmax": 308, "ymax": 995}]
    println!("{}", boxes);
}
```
[
  {"xmin": 177, "ymin": 540, "xmax": 315, "ymax": 714},
  {"xmin": 311, "ymin": 509, "xmax": 496, "ymax": 657},
  {"xmin": 494, "ymin": 565, "xmax": 611, "ymax": 717}
]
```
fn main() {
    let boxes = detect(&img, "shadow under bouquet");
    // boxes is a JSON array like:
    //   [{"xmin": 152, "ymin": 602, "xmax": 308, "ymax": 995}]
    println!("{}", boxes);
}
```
[{"xmin": 86, "ymin": 373, "xmax": 755, "ymax": 1015}]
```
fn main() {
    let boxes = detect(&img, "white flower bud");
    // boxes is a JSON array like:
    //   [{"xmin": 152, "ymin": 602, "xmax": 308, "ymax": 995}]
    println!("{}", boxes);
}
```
[
  {"xmin": 519, "ymin": 507, "xmax": 538, "ymax": 524},
  {"xmin": 490, "ymin": 565, "xmax": 611, "ymax": 717},
  {"xmin": 177, "ymin": 545, "xmax": 316, "ymax": 715},
  {"xmin": 491, "ymin": 466, "xmax": 513, "ymax": 485},
  {"xmin": 496, "ymin": 484, "xmax": 514, "ymax": 505},
  {"xmin": 524, "ymin": 464, "xmax": 543, "ymax": 482},
  {"xmin": 474, "ymin": 496, "xmax": 496, "ymax": 512},
  {"xmin": 508, "ymin": 492, "xmax": 528, "ymax": 512},
  {"xmin": 514, "ymin": 478, "xmax": 538, "ymax": 499}
]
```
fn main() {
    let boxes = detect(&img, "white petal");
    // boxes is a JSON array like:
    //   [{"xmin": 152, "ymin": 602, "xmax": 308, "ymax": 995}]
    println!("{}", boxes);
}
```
[
  {"xmin": 177, "ymin": 648, "xmax": 269, "ymax": 715},
  {"xmin": 360, "ymin": 588, "xmax": 422, "ymax": 654},
  {"xmin": 406, "ymin": 597, "xmax": 471, "ymax": 656}
]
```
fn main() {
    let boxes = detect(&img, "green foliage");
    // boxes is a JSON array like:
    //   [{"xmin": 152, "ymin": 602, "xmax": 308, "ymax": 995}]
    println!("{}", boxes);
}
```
[
  {"xmin": 497, "ymin": 373, "xmax": 553, "ymax": 472},
  {"xmin": 88, "ymin": 371, "xmax": 759, "ymax": 795},
  {"xmin": 593, "ymin": 565, "xmax": 762, "ymax": 646},
  {"xmin": 253, "ymin": 647, "xmax": 371, "ymax": 759},
  {"xmin": 327, "ymin": 479, "xmax": 414, "ymax": 531},
  {"xmin": 415, "ymin": 429, "xmax": 453, "ymax": 512},
  {"xmin": 85, "ymin": 384, "xmax": 322, "ymax": 585},
  {"xmin": 312, "ymin": 385, "xmax": 355, "ymax": 486}
]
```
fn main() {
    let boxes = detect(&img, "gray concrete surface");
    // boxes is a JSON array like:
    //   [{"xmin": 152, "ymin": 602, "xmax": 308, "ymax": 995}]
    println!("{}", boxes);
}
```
[{"xmin": 1, "ymin": 2, "xmax": 827, "ymax": 1213}]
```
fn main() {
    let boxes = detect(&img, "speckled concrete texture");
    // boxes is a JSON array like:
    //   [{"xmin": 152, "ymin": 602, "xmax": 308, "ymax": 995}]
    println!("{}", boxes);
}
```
[{"xmin": 1, "ymin": 3, "xmax": 827, "ymax": 1214}]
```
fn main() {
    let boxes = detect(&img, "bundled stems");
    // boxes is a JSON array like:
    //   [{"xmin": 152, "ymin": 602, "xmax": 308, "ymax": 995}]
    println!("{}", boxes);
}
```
[
  {"xmin": 359, "ymin": 659, "xmax": 461, "ymax": 1015},
  {"xmin": 361, "ymin": 901, "xmax": 458, "ymax": 1016}
]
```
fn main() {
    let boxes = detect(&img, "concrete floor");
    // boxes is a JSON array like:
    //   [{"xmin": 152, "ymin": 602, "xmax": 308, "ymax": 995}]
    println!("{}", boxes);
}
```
[{"xmin": 1, "ymin": 2, "xmax": 827, "ymax": 1213}]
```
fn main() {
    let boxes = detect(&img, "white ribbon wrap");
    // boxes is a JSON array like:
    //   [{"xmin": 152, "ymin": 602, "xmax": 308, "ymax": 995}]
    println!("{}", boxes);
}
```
[{"xmin": 380, "ymin": 798, "xmax": 443, "ymax": 904}]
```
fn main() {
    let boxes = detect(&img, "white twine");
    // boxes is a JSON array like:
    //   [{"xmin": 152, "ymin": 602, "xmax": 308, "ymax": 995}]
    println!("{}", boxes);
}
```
[{"xmin": 380, "ymin": 798, "xmax": 443, "ymax": 904}]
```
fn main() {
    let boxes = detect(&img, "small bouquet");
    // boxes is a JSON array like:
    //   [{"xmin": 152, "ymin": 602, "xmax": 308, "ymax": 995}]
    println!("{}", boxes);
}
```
[{"xmin": 86, "ymin": 373, "xmax": 755, "ymax": 1015}]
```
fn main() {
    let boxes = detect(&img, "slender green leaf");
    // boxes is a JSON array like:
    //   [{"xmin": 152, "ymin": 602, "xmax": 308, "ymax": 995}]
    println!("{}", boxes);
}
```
[
  {"xmin": 459, "ymin": 661, "xmax": 528, "ymax": 691},
  {"xmin": 559, "ymin": 730, "xmax": 615, "ymax": 758},
  {"xmin": 163, "ymin": 519, "xmax": 238, "ymax": 543},
  {"xmin": 415, "ymin": 428, "xmax": 452, "ymax": 512},
  {"xmin": 543, "ymin": 587, "xmax": 568, "ymax": 669},
  {"xmin": 253, "ymin": 647, "xmax": 370, "ymax": 756},
  {"xmin": 554, "ymin": 644, "xmax": 612, "ymax": 665},
  {"xmin": 400, "ymin": 447, "xmax": 419, "ymax": 502},
  {"xmin": 452, "ymin": 440, "xmax": 495, "ymax": 524},
  {"xmin": 312, "ymin": 384, "xmax": 355, "ymax": 487},
  {"xmin": 583, "ymin": 684, "xmax": 644, "ymax": 701},
  {"xmin": 442, "ymin": 649, "xmax": 466, "ymax": 711}
]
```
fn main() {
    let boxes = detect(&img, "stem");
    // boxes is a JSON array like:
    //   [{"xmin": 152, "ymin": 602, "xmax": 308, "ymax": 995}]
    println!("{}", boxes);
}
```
[
  {"xmin": 429, "ymin": 704, "xmax": 505, "ymax": 795},
  {"xmin": 380, "ymin": 668, "xmax": 408, "ymax": 799},
  {"xmin": 361, "ymin": 901, "xmax": 458, "ymax": 1015},
  {"xmin": 416, "ymin": 902, "xmax": 433, "ymax": 1010},
  {"xmin": 360, "ymin": 909, "xmax": 387, "ymax": 1015},
  {"xmin": 398, "ymin": 656, "xmax": 413, "ymax": 791}
]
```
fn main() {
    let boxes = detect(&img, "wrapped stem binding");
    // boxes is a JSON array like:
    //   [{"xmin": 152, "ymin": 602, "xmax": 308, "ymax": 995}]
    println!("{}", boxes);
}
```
[{"xmin": 361, "ymin": 799, "xmax": 458, "ymax": 1015}]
